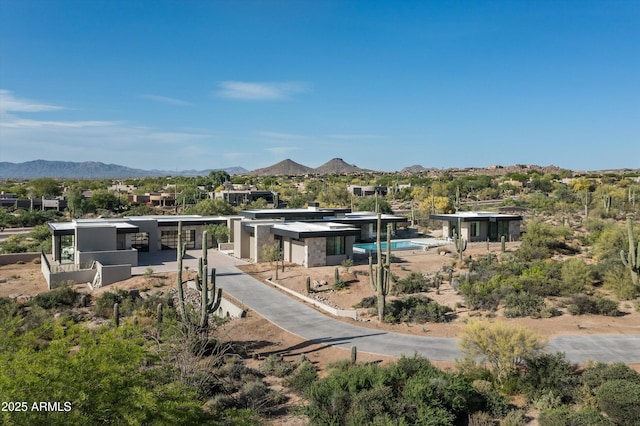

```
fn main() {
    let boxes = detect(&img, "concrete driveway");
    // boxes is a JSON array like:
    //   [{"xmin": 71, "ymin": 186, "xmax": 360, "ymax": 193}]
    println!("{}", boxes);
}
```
[{"xmin": 134, "ymin": 250, "xmax": 640, "ymax": 363}]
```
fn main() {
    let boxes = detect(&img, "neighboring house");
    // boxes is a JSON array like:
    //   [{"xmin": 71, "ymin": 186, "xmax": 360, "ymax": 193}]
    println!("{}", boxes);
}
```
[
  {"xmin": 43, "ymin": 215, "xmax": 235, "ymax": 289},
  {"xmin": 233, "ymin": 205, "xmax": 409, "ymax": 267},
  {"xmin": 215, "ymin": 189, "xmax": 279, "ymax": 207},
  {"xmin": 0, "ymin": 194, "xmax": 67, "ymax": 211},
  {"xmin": 347, "ymin": 185, "xmax": 388, "ymax": 197},
  {"xmin": 429, "ymin": 212, "xmax": 523, "ymax": 242},
  {"xmin": 129, "ymin": 192, "xmax": 176, "ymax": 207}
]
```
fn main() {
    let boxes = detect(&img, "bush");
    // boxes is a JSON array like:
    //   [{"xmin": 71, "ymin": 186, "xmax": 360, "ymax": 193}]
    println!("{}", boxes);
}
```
[
  {"xmin": 538, "ymin": 406, "xmax": 614, "ymax": 426},
  {"xmin": 283, "ymin": 359, "xmax": 317, "ymax": 394},
  {"xmin": 94, "ymin": 289, "xmax": 136, "ymax": 318},
  {"xmin": 30, "ymin": 285, "xmax": 79, "ymax": 310},
  {"xmin": 391, "ymin": 271, "xmax": 431, "ymax": 295},
  {"xmin": 503, "ymin": 291, "xmax": 544, "ymax": 318},
  {"xmin": 385, "ymin": 296, "xmax": 452, "ymax": 323},
  {"xmin": 566, "ymin": 295, "xmax": 620, "ymax": 316},
  {"xmin": 521, "ymin": 353, "xmax": 578, "ymax": 404},
  {"xmin": 354, "ymin": 296, "xmax": 377, "ymax": 309},
  {"xmin": 260, "ymin": 354, "xmax": 294, "ymax": 378},
  {"xmin": 596, "ymin": 380, "xmax": 640, "ymax": 426}
]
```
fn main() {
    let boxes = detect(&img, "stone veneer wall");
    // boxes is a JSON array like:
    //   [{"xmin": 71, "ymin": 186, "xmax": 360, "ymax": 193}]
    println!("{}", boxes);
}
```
[{"xmin": 305, "ymin": 237, "xmax": 326, "ymax": 267}]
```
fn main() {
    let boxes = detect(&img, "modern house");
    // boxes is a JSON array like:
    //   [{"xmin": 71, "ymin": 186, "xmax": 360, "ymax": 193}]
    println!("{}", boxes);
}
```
[
  {"xmin": 215, "ymin": 188, "xmax": 279, "ymax": 207},
  {"xmin": 43, "ymin": 215, "xmax": 236, "ymax": 288},
  {"xmin": 429, "ymin": 212, "xmax": 523, "ymax": 242},
  {"xmin": 233, "ymin": 205, "xmax": 409, "ymax": 267}
]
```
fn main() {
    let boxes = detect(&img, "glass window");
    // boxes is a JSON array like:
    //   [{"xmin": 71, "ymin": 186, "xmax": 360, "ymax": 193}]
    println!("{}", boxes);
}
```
[
  {"xmin": 471, "ymin": 222, "xmax": 481, "ymax": 237},
  {"xmin": 326, "ymin": 235, "xmax": 345, "ymax": 256}
]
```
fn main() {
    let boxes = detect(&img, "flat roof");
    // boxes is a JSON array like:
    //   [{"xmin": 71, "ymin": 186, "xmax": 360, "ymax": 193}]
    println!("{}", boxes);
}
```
[
  {"xmin": 429, "ymin": 212, "xmax": 523, "ymax": 222},
  {"xmin": 271, "ymin": 221, "xmax": 360, "ymax": 239}
]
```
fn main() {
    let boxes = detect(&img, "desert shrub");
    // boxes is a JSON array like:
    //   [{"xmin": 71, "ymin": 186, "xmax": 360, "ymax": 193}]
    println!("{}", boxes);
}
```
[
  {"xmin": 503, "ymin": 409, "xmax": 527, "ymax": 426},
  {"xmin": 603, "ymin": 266, "xmax": 639, "ymax": 300},
  {"xmin": 503, "ymin": 291, "xmax": 544, "ymax": 318},
  {"xmin": 566, "ymin": 295, "xmax": 620, "ymax": 316},
  {"xmin": 467, "ymin": 411, "xmax": 493, "ymax": 426},
  {"xmin": 354, "ymin": 296, "xmax": 377, "ymax": 309},
  {"xmin": 581, "ymin": 362, "xmax": 640, "ymax": 390},
  {"xmin": 525, "ymin": 261, "xmax": 562, "ymax": 293},
  {"xmin": 521, "ymin": 352, "xmax": 578, "ymax": 404},
  {"xmin": 260, "ymin": 354, "xmax": 294, "ymax": 378},
  {"xmin": 538, "ymin": 406, "xmax": 614, "ymax": 426},
  {"xmin": 459, "ymin": 274, "xmax": 509, "ymax": 310},
  {"xmin": 304, "ymin": 355, "xmax": 491, "ymax": 426},
  {"xmin": 29, "ymin": 284, "xmax": 79, "ymax": 310},
  {"xmin": 283, "ymin": 359, "xmax": 318, "ymax": 394},
  {"xmin": 559, "ymin": 258, "xmax": 593, "ymax": 296},
  {"xmin": 385, "ymin": 296, "xmax": 452, "ymax": 323},
  {"xmin": 93, "ymin": 289, "xmax": 136, "ymax": 318},
  {"xmin": 237, "ymin": 378, "xmax": 287, "ymax": 414},
  {"xmin": 595, "ymin": 380, "xmax": 640, "ymax": 426},
  {"xmin": 391, "ymin": 271, "xmax": 431, "ymax": 295},
  {"xmin": 332, "ymin": 279, "xmax": 347, "ymax": 290}
]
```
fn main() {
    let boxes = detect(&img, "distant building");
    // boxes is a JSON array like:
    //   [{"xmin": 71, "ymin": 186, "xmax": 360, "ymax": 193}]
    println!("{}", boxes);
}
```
[
  {"xmin": 429, "ymin": 212, "xmax": 523, "ymax": 242},
  {"xmin": 215, "ymin": 189, "xmax": 279, "ymax": 207},
  {"xmin": 347, "ymin": 185, "xmax": 388, "ymax": 197}
]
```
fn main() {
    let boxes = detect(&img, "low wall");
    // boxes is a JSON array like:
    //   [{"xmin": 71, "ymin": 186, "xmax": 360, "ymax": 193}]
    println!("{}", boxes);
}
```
[
  {"xmin": 265, "ymin": 278, "xmax": 358, "ymax": 320},
  {"xmin": 0, "ymin": 252, "xmax": 40, "ymax": 265},
  {"xmin": 218, "ymin": 242, "xmax": 234, "ymax": 251},
  {"xmin": 78, "ymin": 249, "xmax": 138, "ymax": 268},
  {"xmin": 97, "ymin": 263, "xmax": 132, "ymax": 286},
  {"xmin": 48, "ymin": 269, "xmax": 97, "ymax": 290},
  {"xmin": 186, "ymin": 281, "xmax": 246, "ymax": 319}
]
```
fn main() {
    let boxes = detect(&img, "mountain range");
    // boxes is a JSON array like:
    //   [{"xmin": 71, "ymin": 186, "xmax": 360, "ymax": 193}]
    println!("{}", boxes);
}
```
[
  {"xmin": 0, "ymin": 160, "xmax": 248, "ymax": 179},
  {"xmin": 1, "ymin": 159, "xmax": 636, "ymax": 179}
]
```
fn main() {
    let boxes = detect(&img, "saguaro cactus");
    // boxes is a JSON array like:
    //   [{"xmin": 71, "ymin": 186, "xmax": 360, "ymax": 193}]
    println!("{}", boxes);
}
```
[
  {"xmin": 581, "ymin": 190, "xmax": 592, "ymax": 218},
  {"xmin": 113, "ymin": 302, "xmax": 120, "ymax": 327},
  {"xmin": 157, "ymin": 303, "xmax": 163, "ymax": 324},
  {"xmin": 620, "ymin": 215, "xmax": 640, "ymax": 286},
  {"xmin": 370, "ymin": 213, "xmax": 391, "ymax": 322},
  {"xmin": 176, "ymin": 222, "xmax": 223, "ymax": 329},
  {"xmin": 602, "ymin": 193, "xmax": 612, "ymax": 214},
  {"xmin": 501, "ymin": 235, "xmax": 506, "ymax": 253},
  {"xmin": 351, "ymin": 346, "xmax": 358, "ymax": 364},
  {"xmin": 306, "ymin": 276, "xmax": 311, "ymax": 294},
  {"xmin": 453, "ymin": 217, "xmax": 467, "ymax": 262}
]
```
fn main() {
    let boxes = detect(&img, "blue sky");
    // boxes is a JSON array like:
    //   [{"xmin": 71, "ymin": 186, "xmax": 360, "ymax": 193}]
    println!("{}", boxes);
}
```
[{"xmin": 1, "ymin": 0, "xmax": 638, "ymax": 172}]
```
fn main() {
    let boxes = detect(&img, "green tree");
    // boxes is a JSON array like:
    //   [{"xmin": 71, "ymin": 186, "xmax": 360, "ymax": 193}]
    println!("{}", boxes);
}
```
[
  {"xmin": 355, "ymin": 197, "xmax": 393, "ymax": 214},
  {"xmin": 206, "ymin": 223, "xmax": 230, "ymax": 245},
  {"xmin": 560, "ymin": 258, "xmax": 593, "ymax": 295},
  {"xmin": 29, "ymin": 177, "xmax": 62, "ymax": 197},
  {"xmin": 596, "ymin": 380, "xmax": 640, "ymax": 426},
  {"xmin": 185, "ymin": 198, "xmax": 236, "ymax": 216}
]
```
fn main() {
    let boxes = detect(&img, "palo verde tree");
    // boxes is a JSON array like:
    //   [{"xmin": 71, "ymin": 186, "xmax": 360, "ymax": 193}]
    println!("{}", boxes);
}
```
[{"xmin": 458, "ymin": 320, "xmax": 546, "ymax": 385}]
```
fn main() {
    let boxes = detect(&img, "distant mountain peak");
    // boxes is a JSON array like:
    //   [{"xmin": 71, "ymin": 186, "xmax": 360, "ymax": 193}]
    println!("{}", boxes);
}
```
[
  {"xmin": 314, "ymin": 158, "xmax": 363, "ymax": 174},
  {"xmin": 248, "ymin": 158, "xmax": 314, "ymax": 176}
]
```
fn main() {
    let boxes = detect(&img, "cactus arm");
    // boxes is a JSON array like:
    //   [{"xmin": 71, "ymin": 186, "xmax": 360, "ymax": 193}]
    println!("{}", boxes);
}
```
[{"xmin": 176, "ymin": 221, "xmax": 189, "ymax": 324}]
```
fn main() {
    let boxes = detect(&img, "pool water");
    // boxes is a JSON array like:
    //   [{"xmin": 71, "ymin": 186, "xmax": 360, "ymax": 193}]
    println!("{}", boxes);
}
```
[
  {"xmin": 354, "ymin": 241, "xmax": 420, "ymax": 251},
  {"xmin": 353, "ymin": 238, "xmax": 449, "ymax": 253}
]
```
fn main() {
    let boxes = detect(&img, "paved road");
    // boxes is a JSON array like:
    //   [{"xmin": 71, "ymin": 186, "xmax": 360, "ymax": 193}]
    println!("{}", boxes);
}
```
[{"xmin": 135, "ymin": 250, "xmax": 640, "ymax": 363}]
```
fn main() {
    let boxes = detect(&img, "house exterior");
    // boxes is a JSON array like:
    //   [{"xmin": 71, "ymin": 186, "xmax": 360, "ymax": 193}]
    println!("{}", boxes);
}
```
[
  {"xmin": 43, "ymin": 215, "xmax": 234, "ymax": 288},
  {"xmin": 215, "ymin": 189, "xmax": 279, "ymax": 207},
  {"xmin": 233, "ymin": 206, "xmax": 409, "ymax": 267},
  {"xmin": 347, "ymin": 185, "xmax": 388, "ymax": 197},
  {"xmin": 429, "ymin": 212, "xmax": 523, "ymax": 242}
]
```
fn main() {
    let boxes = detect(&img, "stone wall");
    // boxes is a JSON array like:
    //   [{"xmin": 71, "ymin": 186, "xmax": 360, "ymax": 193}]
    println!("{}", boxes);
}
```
[{"xmin": 305, "ymin": 237, "xmax": 326, "ymax": 267}]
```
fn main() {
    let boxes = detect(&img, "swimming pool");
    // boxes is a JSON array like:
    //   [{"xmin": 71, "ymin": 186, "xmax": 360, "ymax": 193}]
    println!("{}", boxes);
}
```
[{"xmin": 353, "ymin": 239, "xmax": 448, "ymax": 253}]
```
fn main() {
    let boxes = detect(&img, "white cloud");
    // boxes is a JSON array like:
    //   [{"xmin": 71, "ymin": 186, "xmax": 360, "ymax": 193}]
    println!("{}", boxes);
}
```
[
  {"xmin": 0, "ymin": 118, "xmax": 117, "ymax": 128},
  {"xmin": 0, "ymin": 89, "xmax": 65, "ymax": 113},
  {"xmin": 255, "ymin": 131, "xmax": 308, "ymax": 140},
  {"xmin": 216, "ymin": 81, "xmax": 309, "ymax": 100},
  {"xmin": 139, "ymin": 94, "xmax": 192, "ymax": 106},
  {"xmin": 265, "ymin": 146, "xmax": 301, "ymax": 155},
  {"xmin": 327, "ymin": 133, "xmax": 385, "ymax": 140}
]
